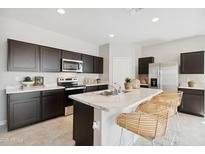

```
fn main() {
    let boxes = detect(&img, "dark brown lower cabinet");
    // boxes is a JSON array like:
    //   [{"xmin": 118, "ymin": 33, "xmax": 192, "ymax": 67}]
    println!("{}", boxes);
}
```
[
  {"xmin": 8, "ymin": 92, "xmax": 41, "ymax": 131},
  {"xmin": 86, "ymin": 84, "xmax": 108, "ymax": 92},
  {"xmin": 42, "ymin": 90, "xmax": 64, "ymax": 120},
  {"xmin": 140, "ymin": 85, "xmax": 149, "ymax": 88},
  {"xmin": 98, "ymin": 85, "xmax": 109, "ymax": 90},
  {"xmin": 73, "ymin": 101, "xmax": 94, "ymax": 146},
  {"xmin": 178, "ymin": 88, "xmax": 204, "ymax": 117},
  {"xmin": 7, "ymin": 89, "xmax": 64, "ymax": 131}
]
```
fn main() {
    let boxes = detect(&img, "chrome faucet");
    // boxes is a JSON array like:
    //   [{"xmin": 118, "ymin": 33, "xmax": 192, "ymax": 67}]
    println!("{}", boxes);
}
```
[
  {"xmin": 114, "ymin": 82, "xmax": 122, "ymax": 94},
  {"xmin": 110, "ymin": 82, "xmax": 122, "ymax": 95}
]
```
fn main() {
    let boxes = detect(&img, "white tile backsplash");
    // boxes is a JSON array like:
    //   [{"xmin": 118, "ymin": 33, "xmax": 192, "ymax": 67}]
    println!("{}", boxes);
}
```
[{"xmin": 179, "ymin": 74, "xmax": 205, "ymax": 88}]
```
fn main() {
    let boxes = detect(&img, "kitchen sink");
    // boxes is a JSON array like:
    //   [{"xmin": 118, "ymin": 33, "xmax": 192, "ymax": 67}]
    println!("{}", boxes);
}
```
[
  {"xmin": 99, "ymin": 90, "xmax": 117, "ymax": 96},
  {"xmin": 98, "ymin": 89, "xmax": 131, "ymax": 96}
]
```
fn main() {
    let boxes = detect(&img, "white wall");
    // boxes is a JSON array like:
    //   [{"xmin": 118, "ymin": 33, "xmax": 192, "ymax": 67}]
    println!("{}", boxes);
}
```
[
  {"xmin": 0, "ymin": 17, "xmax": 99, "ymax": 124},
  {"xmin": 98, "ymin": 43, "xmax": 141, "ymax": 86},
  {"xmin": 109, "ymin": 43, "xmax": 141, "ymax": 85},
  {"xmin": 141, "ymin": 35, "xmax": 205, "ymax": 87},
  {"xmin": 135, "ymin": 45, "xmax": 142, "ymax": 77},
  {"xmin": 99, "ymin": 44, "xmax": 110, "ymax": 82}
]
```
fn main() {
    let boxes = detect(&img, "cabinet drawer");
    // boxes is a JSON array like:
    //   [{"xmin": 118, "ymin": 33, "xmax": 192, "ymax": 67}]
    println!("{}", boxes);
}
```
[
  {"xmin": 98, "ymin": 85, "xmax": 108, "ymax": 90},
  {"xmin": 86, "ymin": 86, "xmax": 98, "ymax": 92},
  {"xmin": 178, "ymin": 88, "xmax": 204, "ymax": 95},
  {"xmin": 9, "ymin": 92, "xmax": 40, "ymax": 101},
  {"xmin": 42, "ymin": 89, "xmax": 64, "ymax": 96}
]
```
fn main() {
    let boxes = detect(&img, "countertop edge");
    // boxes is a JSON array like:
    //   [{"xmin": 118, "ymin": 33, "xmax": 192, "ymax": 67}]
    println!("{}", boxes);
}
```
[
  {"xmin": 178, "ymin": 86, "xmax": 205, "ymax": 90},
  {"xmin": 6, "ymin": 86, "xmax": 65, "ymax": 94},
  {"xmin": 69, "ymin": 89, "xmax": 162, "ymax": 111},
  {"xmin": 85, "ymin": 83, "xmax": 109, "ymax": 87},
  {"xmin": 69, "ymin": 95, "xmax": 109, "ymax": 111}
]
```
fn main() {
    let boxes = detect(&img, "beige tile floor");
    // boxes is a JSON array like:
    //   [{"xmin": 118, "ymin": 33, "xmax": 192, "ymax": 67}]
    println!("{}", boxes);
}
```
[
  {"xmin": 0, "ymin": 113, "xmax": 205, "ymax": 146},
  {"xmin": 0, "ymin": 115, "xmax": 75, "ymax": 146}
]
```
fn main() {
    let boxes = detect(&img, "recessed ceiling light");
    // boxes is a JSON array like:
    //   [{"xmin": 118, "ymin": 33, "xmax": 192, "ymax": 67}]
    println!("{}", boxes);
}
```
[
  {"xmin": 152, "ymin": 17, "xmax": 159, "ymax": 23},
  {"xmin": 109, "ymin": 34, "xmax": 115, "ymax": 38},
  {"xmin": 57, "ymin": 8, "xmax": 66, "ymax": 15}
]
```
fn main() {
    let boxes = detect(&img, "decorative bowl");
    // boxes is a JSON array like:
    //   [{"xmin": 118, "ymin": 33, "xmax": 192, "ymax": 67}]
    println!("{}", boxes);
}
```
[{"xmin": 22, "ymin": 81, "xmax": 34, "ymax": 87}]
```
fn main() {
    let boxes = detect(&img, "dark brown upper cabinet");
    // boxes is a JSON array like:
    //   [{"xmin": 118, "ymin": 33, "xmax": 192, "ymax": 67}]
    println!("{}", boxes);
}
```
[
  {"xmin": 62, "ymin": 50, "xmax": 82, "ymax": 60},
  {"xmin": 40, "ymin": 46, "xmax": 61, "ymax": 72},
  {"xmin": 138, "ymin": 57, "xmax": 154, "ymax": 74},
  {"xmin": 180, "ymin": 51, "xmax": 204, "ymax": 74},
  {"xmin": 8, "ymin": 39, "xmax": 40, "ymax": 72},
  {"xmin": 7, "ymin": 39, "xmax": 103, "ymax": 74},
  {"xmin": 93, "ymin": 56, "xmax": 103, "ymax": 74},
  {"xmin": 82, "ymin": 54, "xmax": 94, "ymax": 73}
]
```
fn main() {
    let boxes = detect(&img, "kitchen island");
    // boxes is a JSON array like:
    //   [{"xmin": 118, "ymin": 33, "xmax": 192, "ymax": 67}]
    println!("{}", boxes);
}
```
[{"xmin": 69, "ymin": 88, "xmax": 162, "ymax": 146}]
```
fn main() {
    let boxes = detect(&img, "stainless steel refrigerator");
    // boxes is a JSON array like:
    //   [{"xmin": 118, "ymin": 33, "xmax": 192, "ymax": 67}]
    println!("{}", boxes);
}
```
[{"xmin": 148, "ymin": 63, "xmax": 179, "ymax": 91}]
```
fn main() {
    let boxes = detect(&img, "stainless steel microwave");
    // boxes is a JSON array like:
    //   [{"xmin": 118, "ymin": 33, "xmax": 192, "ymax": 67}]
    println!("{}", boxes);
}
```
[{"xmin": 61, "ymin": 59, "xmax": 83, "ymax": 72}]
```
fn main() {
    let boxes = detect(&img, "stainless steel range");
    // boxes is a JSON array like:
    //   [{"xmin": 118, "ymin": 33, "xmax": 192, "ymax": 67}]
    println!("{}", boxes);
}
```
[{"xmin": 57, "ymin": 77, "xmax": 86, "ymax": 116}]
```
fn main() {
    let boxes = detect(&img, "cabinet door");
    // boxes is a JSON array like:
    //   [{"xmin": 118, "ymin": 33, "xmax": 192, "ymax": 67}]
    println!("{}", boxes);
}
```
[
  {"xmin": 73, "ymin": 101, "xmax": 94, "ymax": 146},
  {"xmin": 62, "ymin": 50, "xmax": 82, "ymax": 60},
  {"xmin": 181, "ymin": 93, "xmax": 204, "ymax": 116},
  {"xmin": 40, "ymin": 46, "xmax": 61, "ymax": 72},
  {"xmin": 86, "ymin": 86, "xmax": 98, "ymax": 92},
  {"xmin": 178, "ymin": 89, "xmax": 204, "ymax": 117},
  {"xmin": 82, "ymin": 54, "xmax": 94, "ymax": 73},
  {"xmin": 8, "ymin": 39, "xmax": 40, "ymax": 72},
  {"xmin": 93, "ymin": 56, "xmax": 103, "ymax": 74},
  {"xmin": 180, "ymin": 51, "xmax": 204, "ymax": 74},
  {"xmin": 98, "ymin": 85, "xmax": 108, "ymax": 90},
  {"xmin": 138, "ymin": 57, "xmax": 154, "ymax": 74},
  {"xmin": 42, "ymin": 90, "xmax": 64, "ymax": 120},
  {"xmin": 8, "ymin": 93, "xmax": 41, "ymax": 131}
]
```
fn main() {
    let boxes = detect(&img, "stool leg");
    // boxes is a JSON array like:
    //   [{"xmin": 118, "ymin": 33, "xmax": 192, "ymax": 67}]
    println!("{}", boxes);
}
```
[
  {"xmin": 119, "ymin": 127, "xmax": 123, "ymax": 145},
  {"xmin": 152, "ymin": 139, "xmax": 156, "ymax": 146},
  {"xmin": 176, "ymin": 111, "xmax": 181, "ymax": 130},
  {"xmin": 176, "ymin": 111, "xmax": 181, "ymax": 145}
]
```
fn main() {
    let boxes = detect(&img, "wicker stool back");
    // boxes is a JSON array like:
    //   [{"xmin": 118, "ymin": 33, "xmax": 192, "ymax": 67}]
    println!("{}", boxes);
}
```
[{"xmin": 116, "ymin": 101, "xmax": 169, "ymax": 141}]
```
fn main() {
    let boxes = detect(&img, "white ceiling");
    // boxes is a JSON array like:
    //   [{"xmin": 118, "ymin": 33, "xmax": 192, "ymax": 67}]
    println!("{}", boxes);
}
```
[{"xmin": 0, "ymin": 8, "xmax": 205, "ymax": 46}]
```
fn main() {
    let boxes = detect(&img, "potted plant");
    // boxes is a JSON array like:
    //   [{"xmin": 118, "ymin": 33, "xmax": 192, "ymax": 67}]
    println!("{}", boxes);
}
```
[
  {"xmin": 96, "ymin": 78, "xmax": 101, "ymax": 84},
  {"xmin": 188, "ymin": 80, "xmax": 195, "ymax": 87},
  {"xmin": 124, "ymin": 77, "xmax": 132, "ymax": 90},
  {"xmin": 22, "ymin": 76, "xmax": 34, "ymax": 87}
]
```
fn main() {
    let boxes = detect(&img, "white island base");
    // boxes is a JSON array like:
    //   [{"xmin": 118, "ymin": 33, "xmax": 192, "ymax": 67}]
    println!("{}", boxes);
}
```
[{"xmin": 70, "ymin": 88, "xmax": 162, "ymax": 146}]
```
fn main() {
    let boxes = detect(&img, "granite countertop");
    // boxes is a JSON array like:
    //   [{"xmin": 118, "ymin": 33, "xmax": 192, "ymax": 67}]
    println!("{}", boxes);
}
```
[
  {"xmin": 6, "ymin": 85, "xmax": 65, "ymax": 94},
  {"xmin": 69, "ymin": 88, "xmax": 162, "ymax": 111},
  {"xmin": 178, "ymin": 86, "xmax": 205, "ymax": 90}
]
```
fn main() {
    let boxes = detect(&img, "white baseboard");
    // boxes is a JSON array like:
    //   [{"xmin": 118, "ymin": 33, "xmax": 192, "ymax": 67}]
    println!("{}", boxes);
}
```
[{"xmin": 0, "ymin": 120, "xmax": 7, "ymax": 126}]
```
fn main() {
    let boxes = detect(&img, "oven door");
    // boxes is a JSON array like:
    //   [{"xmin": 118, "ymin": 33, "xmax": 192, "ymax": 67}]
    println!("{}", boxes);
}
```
[{"xmin": 62, "ymin": 59, "xmax": 83, "ymax": 72}]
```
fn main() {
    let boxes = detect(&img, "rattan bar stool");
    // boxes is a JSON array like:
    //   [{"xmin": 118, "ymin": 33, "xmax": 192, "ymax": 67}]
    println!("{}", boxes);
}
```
[
  {"xmin": 116, "ymin": 101, "xmax": 169, "ymax": 146},
  {"xmin": 152, "ymin": 91, "xmax": 183, "ymax": 122},
  {"xmin": 150, "ymin": 91, "xmax": 183, "ymax": 145}
]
